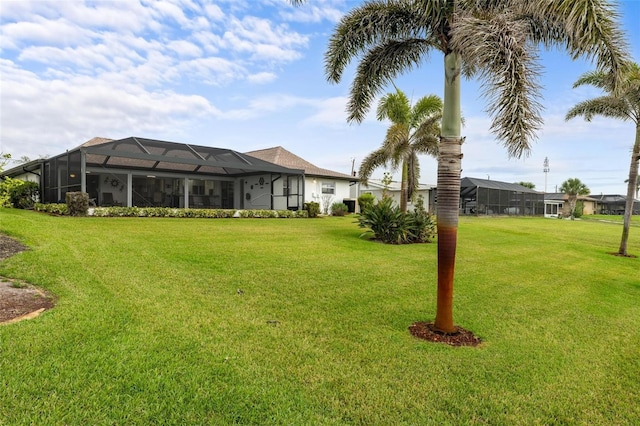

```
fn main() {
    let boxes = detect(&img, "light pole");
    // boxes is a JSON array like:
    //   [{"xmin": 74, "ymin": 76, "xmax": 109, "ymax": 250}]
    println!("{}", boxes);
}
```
[{"xmin": 543, "ymin": 157, "xmax": 550, "ymax": 193}]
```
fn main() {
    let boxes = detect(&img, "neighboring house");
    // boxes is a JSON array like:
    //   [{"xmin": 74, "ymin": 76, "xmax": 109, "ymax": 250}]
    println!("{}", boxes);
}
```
[
  {"xmin": 245, "ymin": 146, "xmax": 358, "ymax": 213},
  {"xmin": 588, "ymin": 194, "xmax": 640, "ymax": 215},
  {"xmin": 1, "ymin": 137, "xmax": 307, "ymax": 210},
  {"xmin": 460, "ymin": 177, "xmax": 544, "ymax": 216},
  {"xmin": 544, "ymin": 193, "xmax": 598, "ymax": 217},
  {"xmin": 358, "ymin": 179, "xmax": 435, "ymax": 212}
]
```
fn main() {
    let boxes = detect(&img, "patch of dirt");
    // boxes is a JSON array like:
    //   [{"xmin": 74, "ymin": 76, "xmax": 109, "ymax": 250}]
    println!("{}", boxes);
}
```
[
  {"xmin": 608, "ymin": 252, "xmax": 638, "ymax": 258},
  {"xmin": 0, "ymin": 234, "xmax": 55, "ymax": 324},
  {"xmin": 409, "ymin": 321, "xmax": 482, "ymax": 347},
  {"xmin": 0, "ymin": 233, "xmax": 28, "ymax": 261}
]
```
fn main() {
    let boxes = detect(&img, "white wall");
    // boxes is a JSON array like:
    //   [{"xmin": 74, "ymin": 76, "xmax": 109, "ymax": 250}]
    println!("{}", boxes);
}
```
[
  {"xmin": 13, "ymin": 172, "xmax": 39, "ymax": 183},
  {"xmin": 306, "ymin": 178, "xmax": 352, "ymax": 213},
  {"xmin": 241, "ymin": 174, "xmax": 272, "ymax": 210},
  {"xmin": 360, "ymin": 188, "xmax": 432, "ymax": 212}
]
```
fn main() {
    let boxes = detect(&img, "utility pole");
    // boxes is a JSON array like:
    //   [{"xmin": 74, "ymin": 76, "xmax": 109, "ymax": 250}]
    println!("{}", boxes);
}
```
[{"xmin": 543, "ymin": 157, "xmax": 550, "ymax": 193}]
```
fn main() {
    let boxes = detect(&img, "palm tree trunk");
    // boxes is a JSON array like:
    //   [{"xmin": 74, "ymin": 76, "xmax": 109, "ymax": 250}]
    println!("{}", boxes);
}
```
[
  {"xmin": 400, "ymin": 161, "xmax": 409, "ymax": 212},
  {"xmin": 619, "ymin": 123, "xmax": 640, "ymax": 256},
  {"xmin": 434, "ymin": 52, "xmax": 462, "ymax": 334}
]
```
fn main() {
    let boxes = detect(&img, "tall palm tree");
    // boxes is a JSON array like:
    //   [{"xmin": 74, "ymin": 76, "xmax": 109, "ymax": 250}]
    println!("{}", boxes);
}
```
[
  {"xmin": 294, "ymin": 0, "xmax": 628, "ymax": 333},
  {"xmin": 359, "ymin": 88, "xmax": 441, "ymax": 212},
  {"xmin": 559, "ymin": 177, "xmax": 591, "ymax": 220},
  {"xmin": 566, "ymin": 62, "xmax": 639, "ymax": 255}
]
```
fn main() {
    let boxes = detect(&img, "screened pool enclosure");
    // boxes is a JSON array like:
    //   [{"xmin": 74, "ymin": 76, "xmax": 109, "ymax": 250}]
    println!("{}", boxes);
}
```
[
  {"xmin": 34, "ymin": 137, "xmax": 306, "ymax": 210},
  {"xmin": 460, "ymin": 177, "xmax": 544, "ymax": 216}
]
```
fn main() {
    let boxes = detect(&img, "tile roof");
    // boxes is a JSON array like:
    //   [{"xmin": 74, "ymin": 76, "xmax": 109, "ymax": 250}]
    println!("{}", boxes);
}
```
[
  {"xmin": 78, "ymin": 136, "xmax": 114, "ymax": 148},
  {"xmin": 245, "ymin": 146, "xmax": 356, "ymax": 180}
]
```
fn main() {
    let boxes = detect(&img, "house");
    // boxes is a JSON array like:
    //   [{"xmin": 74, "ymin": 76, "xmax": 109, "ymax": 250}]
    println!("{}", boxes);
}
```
[
  {"xmin": 460, "ymin": 177, "xmax": 544, "ymax": 216},
  {"xmin": 588, "ymin": 194, "xmax": 640, "ymax": 215},
  {"xmin": 244, "ymin": 146, "xmax": 358, "ymax": 213},
  {"xmin": 544, "ymin": 193, "xmax": 598, "ymax": 217},
  {"xmin": 2, "ymin": 137, "xmax": 308, "ymax": 210},
  {"xmin": 357, "ymin": 179, "xmax": 435, "ymax": 212}
]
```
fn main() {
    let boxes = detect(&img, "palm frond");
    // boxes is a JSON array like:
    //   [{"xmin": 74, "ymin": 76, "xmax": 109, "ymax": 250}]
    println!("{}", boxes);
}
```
[
  {"xmin": 377, "ymin": 89, "xmax": 411, "ymax": 124},
  {"xmin": 348, "ymin": 39, "xmax": 434, "ymax": 122},
  {"xmin": 524, "ymin": 0, "xmax": 629, "ymax": 93},
  {"xmin": 384, "ymin": 123, "xmax": 411, "ymax": 169},
  {"xmin": 452, "ymin": 11, "xmax": 543, "ymax": 158},
  {"xmin": 572, "ymin": 70, "xmax": 610, "ymax": 90},
  {"xmin": 324, "ymin": 1, "xmax": 435, "ymax": 84},
  {"xmin": 565, "ymin": 96, "xmax": 632, "ymax": 122},
  {"xmin": 410, "ymin": 95, "xmax": 443, "ymax": 129},
  {"xmin": 358, "ymin": 148, "xmax": 392, "ymax": 184}
]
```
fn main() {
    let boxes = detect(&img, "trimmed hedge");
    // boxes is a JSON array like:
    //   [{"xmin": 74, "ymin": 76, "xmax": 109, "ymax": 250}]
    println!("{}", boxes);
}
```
[{"xmin": 34, "ymin": 204, "xmax": 309, "ymax": 219}]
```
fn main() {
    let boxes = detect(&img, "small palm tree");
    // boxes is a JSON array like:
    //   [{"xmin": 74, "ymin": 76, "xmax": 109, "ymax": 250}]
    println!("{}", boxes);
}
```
[
  {"xmin": 516, "ymin": 181, "xmax": 536, "ymax": 189},
  {"xmin": 566, "ymin": 61, "xmax": 639, "ymax": 255},
  {"xmin": 559, "ymin": 178, "xmax": 591, "ymax": 220},
  {"xmin": 294, "ymin": 0, "xmax": 628, "ymax": 333},
  {"xmin": 359, "ymin": 88, "xmax": 441, "ymax": 212}
]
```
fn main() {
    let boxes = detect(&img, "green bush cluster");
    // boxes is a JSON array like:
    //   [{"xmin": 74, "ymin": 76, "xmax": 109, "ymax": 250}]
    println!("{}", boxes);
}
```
[
  {"xmin": 330, "ymin": 202, "xmax": 349, "ymax": 216},
  {"xmin": 573, "ymin": 201, "xmax": 584, "ymax": 218},
  {"xmin": 304, "ymin": 202, "xmax": 320, "ymax": 218},
  {"xmin": 91, "ymin": 207, "xmax": 238, "ymax": 218},
  {"xmin": 357, "ymin": 193, "xmax": 376, "ymax": 213},
  {"xmin": 357, "ymin": 197, "xmax": 436, "ymax": 244},
  {"xmin": 0, "ymin": 178, "xmax": 39, "ymax": 209},
  {"xmin": 65, "ymin": 192, "xmax": 89, "ymax": 216},
  {"xmin": 34, "ymin": 203, "xmax": 69, "ymax": 215},
  {"xmin": 33, "ymin": 204, "xmax": 310, "ymax": 219}
]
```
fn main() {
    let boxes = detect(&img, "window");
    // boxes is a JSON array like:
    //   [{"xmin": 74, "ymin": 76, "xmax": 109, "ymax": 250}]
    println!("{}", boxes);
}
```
[
  {"xmin": 283, "ymin": 178, "xmax": 288, "ymax": 196},
  {"xmin": 321, "ymin": 182, "xmax": 335, "ymax": 195}
]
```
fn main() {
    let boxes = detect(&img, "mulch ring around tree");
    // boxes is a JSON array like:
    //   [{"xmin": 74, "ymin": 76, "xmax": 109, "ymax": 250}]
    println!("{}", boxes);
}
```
[
  {"xmin": 0, "ymin": 234, "xmax": 56, "ymax": 325},
  {"xmin": 409, "ymin": 321, "xmax": 482, "ymax": 347}
]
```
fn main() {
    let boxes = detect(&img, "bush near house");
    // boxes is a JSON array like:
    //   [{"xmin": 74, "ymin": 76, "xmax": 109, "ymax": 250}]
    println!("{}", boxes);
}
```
[
  {"xmin": 304, "ymin": 202, "xmax": 320, "ymax": 218},
  {"xmin": 0, "ymin": 178, "xmax": 39, "ymax": 209},
  {"xmin": 330, "ymin": 202, "xmax": 349, "ymax": 216},
  {"xmin": 33, "ymin": 204, "xmax": 310, "ymax": 219},
  {"xmin": 65, "ymin": 192, "xmax": 89, "ymax": 216},
  {"xmin": 357, "ymin": 197, "xmax": 435, "ymax": 244},
  {"xmin": 357, "ymin": 193, "xmax": 376, "ymax": 212}
]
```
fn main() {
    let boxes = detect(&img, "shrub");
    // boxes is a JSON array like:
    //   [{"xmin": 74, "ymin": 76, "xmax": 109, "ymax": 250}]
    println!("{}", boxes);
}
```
[
  {"xmin": 357, "ymin": 197, "xmax": 436, "ymax": 244},
  {"xmin": 573, "ymin": 201, "xmax": 584, "ymax": 218},
  {"xmin": 65, "ymin": 192, "xmax": 89, "ymax": 216},
  {"xmin": 330, "ymin": 202, "xmax": 349, "ymax": 216},
  {"xmin": 357, "ymin": 193, "xmax": 376, "ymax": 213},
  {"xmin": 34, "ymin": 203, "xmax": 69, "ymax": 215},
  {"xmin": 405, "ymin": 208, "xmax": 436, "ymax": 243},
  {"xmin": 304, "ymin": 202, "xmax": 320, "ymax": 218},
  {"xmin": 0, "ymin": 178, "xmax": 39, "ymax": 209}
]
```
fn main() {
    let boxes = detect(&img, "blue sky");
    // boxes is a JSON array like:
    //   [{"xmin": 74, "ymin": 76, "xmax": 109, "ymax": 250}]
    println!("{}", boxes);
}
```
[{"xmin": 1, "ymin": 0, "xmax": 638, "ymax": 195}]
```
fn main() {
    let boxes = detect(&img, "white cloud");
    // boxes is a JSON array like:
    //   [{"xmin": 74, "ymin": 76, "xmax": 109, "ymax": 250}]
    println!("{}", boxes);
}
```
[
  {"xmin": 1, "ymin": 17, "xmax": 94, "ymax": 49},
  {"xmin": 247, "ymin": 72, "xmax": 277, "ymax": 84},
  {"xmin": 0, "ymin": 59, "xmax": 219, "ymax": 160},
  {"xmin": 167, "ymin": 40, "xmax": 203, "ymax": 58},
  {"xmin": 177, "ymin": 57, "xmax": 247, "ymax": 85},
  {"xmin": 204, "ymin": 4, "xmax": 225, "ymax": 21},
  {"xmin": 280, "ymin": 4, "xmax": 344, "ymax": 23}
]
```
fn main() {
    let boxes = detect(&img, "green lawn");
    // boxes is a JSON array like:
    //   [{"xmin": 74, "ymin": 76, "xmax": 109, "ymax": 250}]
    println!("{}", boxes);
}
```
[{"xmin": 1, "ymin": 209, "xmax": 638, "ymax": 425}]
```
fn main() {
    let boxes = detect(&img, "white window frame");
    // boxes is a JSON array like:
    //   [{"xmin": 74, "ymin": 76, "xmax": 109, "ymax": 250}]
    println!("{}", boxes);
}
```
[{"xmin": 321, "ymin": 182, "xmax": 335, "ymax": 195}]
